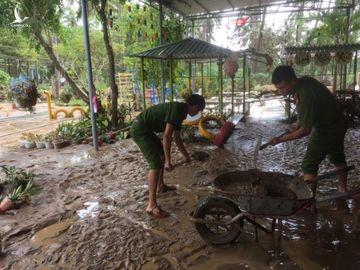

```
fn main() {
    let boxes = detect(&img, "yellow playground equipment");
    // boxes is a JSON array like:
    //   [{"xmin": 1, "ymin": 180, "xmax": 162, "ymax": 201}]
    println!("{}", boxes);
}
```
[
  {"xmin": 43, "ymin": 91, "xmax": 86, "ymax": 120},
  {"xmin": 183, "ymin": 113, "xmax": 225, "ymax": 141},
  {"xmin": 0, "ymin": 104, "xmax": 10, "ymax": 117}
]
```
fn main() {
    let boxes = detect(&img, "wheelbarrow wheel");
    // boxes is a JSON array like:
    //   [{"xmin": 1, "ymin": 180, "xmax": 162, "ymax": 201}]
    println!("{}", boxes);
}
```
[{"xmin": 193, "ymin": 197, "xmax": 243, "ymax": 245}]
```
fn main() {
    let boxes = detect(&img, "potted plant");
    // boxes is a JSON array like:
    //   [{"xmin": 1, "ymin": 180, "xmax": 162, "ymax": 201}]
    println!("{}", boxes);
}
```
[
  {"xmin": 19, "ymin": 132, "xmax": 29, "ymax": 148},
  {"xmin": 0, "ymin": 166, "xmax": 41, "ymax": 213},
  {"xmin": 0, "ymin": 194, "xmax": 15, "ymax": 213},
  {"xmin": 44, "ymin": 132, "xmax": 55, "ymax": 149},
  {"xmin": 9, "ymin": 79, "xmax": 40, "ymax": 112},
  {"xmin": 53, "ymin": 134, "xmax": 70, "ymax": 149},
  {"xmin": 22, "ymin": 132, "xmax": 36, "ymax": 149},
  {"xmin": 34, "ymin": 134, "xmax": 45, "ymax": 149},
  {"xmin": 0, "ymin": 178, "xmax": 41, "ymax": 213}
]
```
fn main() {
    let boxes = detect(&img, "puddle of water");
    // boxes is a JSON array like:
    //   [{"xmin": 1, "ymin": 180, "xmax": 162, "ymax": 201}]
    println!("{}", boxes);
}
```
[
  {"xmin": 77, "ymin": 201, "xmax": 99, "ymax": 218},
  {"xmin": 31, "ymin": 218, "xmax": 74, "ymax": 247}
]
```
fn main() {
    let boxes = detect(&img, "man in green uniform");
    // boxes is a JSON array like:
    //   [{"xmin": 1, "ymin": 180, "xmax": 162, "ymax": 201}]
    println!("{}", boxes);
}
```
[
  {"xmin": 269, "ymin": 65, "xmax": 348, "ymax": 195},
  {"xmin": 130, "ymin": 94, "xmax": 205, "ymax": 218}
]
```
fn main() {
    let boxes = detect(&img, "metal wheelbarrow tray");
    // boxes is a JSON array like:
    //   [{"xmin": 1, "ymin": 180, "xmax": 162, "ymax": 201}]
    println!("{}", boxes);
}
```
[
  {"xmin": 190, "ymin": 167, "xmax": 358, "ymax": 251},
  {"xmin": 212, "ymin": 169, "xmax": 313, "ymax": 216},
  {"xmin": 189, "ymin": 169, "xmax": 314, "ymax": 249}
]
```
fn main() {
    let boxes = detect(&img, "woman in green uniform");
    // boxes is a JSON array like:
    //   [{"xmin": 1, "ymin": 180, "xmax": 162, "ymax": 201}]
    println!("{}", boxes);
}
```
[
  {"xmin": 130, "ymin": 94, "xmax": 205, "ymax": 218},
  {"xmin": 269, "ymin": 65, "xmax": 348, "ymax": 195}
]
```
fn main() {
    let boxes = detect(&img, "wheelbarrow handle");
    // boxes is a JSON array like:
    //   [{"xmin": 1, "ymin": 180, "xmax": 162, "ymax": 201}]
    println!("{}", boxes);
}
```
[{"xmin": 260, "ymin": 131, "xmax": 288, "ymax": 150}]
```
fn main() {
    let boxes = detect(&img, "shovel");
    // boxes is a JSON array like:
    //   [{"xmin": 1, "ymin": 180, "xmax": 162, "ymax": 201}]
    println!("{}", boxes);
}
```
[{"xmin": 260, "ymin": 131, "xmax": 288, "ymax": 150}]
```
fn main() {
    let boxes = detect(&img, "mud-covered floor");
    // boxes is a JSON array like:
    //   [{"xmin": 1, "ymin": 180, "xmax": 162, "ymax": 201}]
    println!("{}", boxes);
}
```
[{"xmin": 1, "ymin": 101, "xmax": 360, "ymax": 270}]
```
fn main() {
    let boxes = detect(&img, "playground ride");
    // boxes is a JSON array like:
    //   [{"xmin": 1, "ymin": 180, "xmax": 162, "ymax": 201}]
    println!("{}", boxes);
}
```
[
  {"xmin": 0, "ymin": 104, "xmax": 10, "ymax": 117},
  {"xmin": 43, "ymin": 91, "xmax": 85, "ymax": 120},
  {"xmin": 198, "ymin": 115, "xmax": 225, "ymax": 141},
  {"xmin": 183, "ymin": 114, "xmax": 241, "ymax": 147}
]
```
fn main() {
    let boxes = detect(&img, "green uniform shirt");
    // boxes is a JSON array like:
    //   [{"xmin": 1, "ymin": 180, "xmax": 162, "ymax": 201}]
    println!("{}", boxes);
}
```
[
  {"xmin": 138, "ymin": 102, "xmax": 188, "ymax": 132},
  {"xmin": 294, "ymin": 76, "xmax": 343, "ymax": 132}
]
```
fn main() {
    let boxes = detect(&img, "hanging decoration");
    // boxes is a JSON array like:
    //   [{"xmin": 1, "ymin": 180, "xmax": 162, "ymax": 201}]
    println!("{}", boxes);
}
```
[
  {"xmin": 223, "ymin": 57, "xmax": 239, "ymax": 78},
  {"xmin": 232, "ymin": 16, "xmax": 250, "ymax": 26},
  {"xmin": 127, "ymin": 5, "xmax": 131, "ymax": 12},
  {"xmin": 286, "ymin": 55, "xmax": 295, "ymax": 66},
  {"xmin": 314, "ymin": 52, "xmax": 331, "ymax": 66},
  {"xmin": 294, "ymin": 52, "xmax": 311, "ymax": 66},
  {"xmin": 143, "ymin": 19, "xmax": 147, "ymax": 26},
  {"xmin": 335, "ymin": 51, "xmax": 353, "ymax": 64}
]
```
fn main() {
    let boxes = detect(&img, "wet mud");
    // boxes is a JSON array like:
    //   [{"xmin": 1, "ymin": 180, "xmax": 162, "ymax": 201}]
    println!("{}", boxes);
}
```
[{"xmin": 0, "ymin": 116, "xmax": 360, "ymax": 269}]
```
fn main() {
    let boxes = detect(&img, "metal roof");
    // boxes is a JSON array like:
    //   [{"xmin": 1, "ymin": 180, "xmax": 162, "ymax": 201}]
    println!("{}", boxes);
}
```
[
  {"xmin": 130, "ymin": 37, "xmax": 232, "ymax": 59},
  {"xmin": 148, "ymin": 0, "xmax": 354, "ymax": 20},
  {"xmin": 285, "ymin": 43, "xmax": 360, "ymax": 53}
]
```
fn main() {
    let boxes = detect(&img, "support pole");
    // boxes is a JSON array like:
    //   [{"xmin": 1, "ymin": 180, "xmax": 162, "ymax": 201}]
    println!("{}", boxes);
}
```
[
  {"xmin": 354, "ymin": 51, "xmax": 358, "ymax": 89},
  {"xmin": 201, "ymin": 63, "xmax": 204, "ymax": 93},
  {"xmin": 81, "ymin": 0, "xmax": 98, "ymax": 151},
  {"xmin": 141, "ymin": 57, "xmax": 146, "ymax": 109},
  {"xmin": 169, "ymin": 58, "xmax": 174, "ymax": 101},
  {"xmin": 159, "ymin": 0, "xmax": 165, "ymax": 103},
  {"xmin": 343, "ymin": 7, "xmax": 351, "ymax": 89},
  {"xmin": 243, "ymin": 54, "xmax": 246, "ymax": 115},
  {"xmin": 218, "ymin": 58, "xmax": 224, "ymax": 114},
  {"xmin": 188, "ymin": 61, "xmax": 192, "ymax": 93}
]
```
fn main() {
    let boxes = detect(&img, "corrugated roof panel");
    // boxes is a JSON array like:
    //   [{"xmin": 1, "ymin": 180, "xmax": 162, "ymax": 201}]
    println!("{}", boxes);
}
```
[{"xmin": 131, "ymin": 38, "xmax": 231, "ymax": 59}]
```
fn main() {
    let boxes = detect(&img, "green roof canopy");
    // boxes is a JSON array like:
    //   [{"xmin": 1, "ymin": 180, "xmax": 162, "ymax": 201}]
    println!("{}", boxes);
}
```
[{"xmin": 130, "ymin": 37, "xmax": 232, "ymax": 60}]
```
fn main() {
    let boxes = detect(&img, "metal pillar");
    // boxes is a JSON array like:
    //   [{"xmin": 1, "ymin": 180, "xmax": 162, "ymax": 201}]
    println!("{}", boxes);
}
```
[
  {"xmin": 243, "ymin": 54, "xmax": 246, "ymax": 115},
  {"xmin": 159, "ymin": 0, "xmax": 165, "ymax": 102},
  {"xmin": 169, "ymin": 58, "xmax": 174, "ymax": 101},
  {"xmin": 218, "ymin": 58, "xmax": 224, "ymax": 114},
  {"xmin": 141, "ymin": 57, "xmax": 146, "ymax": 109},
  {"xmin": 81, "ymin": 0, "xmax": 98, "ymax": 151}
]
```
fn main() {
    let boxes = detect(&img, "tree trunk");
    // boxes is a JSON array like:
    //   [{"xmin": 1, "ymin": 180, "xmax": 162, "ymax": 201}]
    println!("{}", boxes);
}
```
[
  {"xmin": 32, "ymin": 30, "xmax": 89, "ymax": 102},
  {"xmin": 98, "ymin": 0, "xmax": 119, "ymax": 129}
]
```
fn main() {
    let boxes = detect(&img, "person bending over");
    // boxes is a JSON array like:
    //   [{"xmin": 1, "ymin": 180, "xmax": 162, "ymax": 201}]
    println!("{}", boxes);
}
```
[{"xmin": 130, "ymin": 94, "xmax": 205, "ymax": 218}]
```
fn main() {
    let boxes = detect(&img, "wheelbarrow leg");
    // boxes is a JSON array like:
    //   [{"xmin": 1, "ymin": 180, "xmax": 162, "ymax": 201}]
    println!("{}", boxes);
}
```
[
  {"xmin": 271, "ymin": 218, "xmax": 276, "ymax": 232},
  {"xmin": 254, "ymin": 217, "xmax": 259, "ymax": 242},
  {"xmin": 275, "ymin": 219, "xmax": 283, "ymax": 257}
]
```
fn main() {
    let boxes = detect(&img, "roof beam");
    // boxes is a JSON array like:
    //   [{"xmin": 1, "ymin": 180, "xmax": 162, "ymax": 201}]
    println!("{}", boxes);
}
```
[{"xmin": 193, "ymin": 0, "xmax": 210, "ymax": 13}]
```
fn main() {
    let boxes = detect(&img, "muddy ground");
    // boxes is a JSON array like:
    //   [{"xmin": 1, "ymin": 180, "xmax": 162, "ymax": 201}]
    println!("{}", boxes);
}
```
[{"xmin": 1, "ymin": 103, "xmax": 360, "ymax": 270}]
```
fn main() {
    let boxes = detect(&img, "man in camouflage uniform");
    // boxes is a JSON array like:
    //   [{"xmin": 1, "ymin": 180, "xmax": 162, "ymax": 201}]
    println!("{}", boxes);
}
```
[
  {"xmin": 269, "ymin": 65, "xmax": 348, "ymax": 195},
  {"xmin": 130, "ymin": 94, "xmax": 205, "ymax": 218}
]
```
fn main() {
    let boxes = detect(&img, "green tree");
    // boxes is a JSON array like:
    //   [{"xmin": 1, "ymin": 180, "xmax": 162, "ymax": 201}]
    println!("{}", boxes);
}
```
[{"xmin": 0, "ymin": 0, "xmax": 88, "ymax": 102}]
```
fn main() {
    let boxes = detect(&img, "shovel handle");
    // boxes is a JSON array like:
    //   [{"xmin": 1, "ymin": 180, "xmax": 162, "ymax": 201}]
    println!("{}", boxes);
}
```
[{"xmin": 260, "ymin": 131, "xmax": 288, "ymax": 150}]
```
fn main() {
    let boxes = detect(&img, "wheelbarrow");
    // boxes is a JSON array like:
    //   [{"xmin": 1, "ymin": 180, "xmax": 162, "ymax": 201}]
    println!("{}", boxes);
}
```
[{"xmin": 189, "ymin": 167, "xmax": 359, "ymax": 255}]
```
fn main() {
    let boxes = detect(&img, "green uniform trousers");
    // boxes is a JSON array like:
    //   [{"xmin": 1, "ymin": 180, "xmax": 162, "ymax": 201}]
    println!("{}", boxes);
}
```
[
  {"xmin": 130, "ymin": 119, "xmax": 164, "ymax": 170},
  {"xmin": 301, "ymin": 120, "xmax": 347, "ymax": 174}
]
